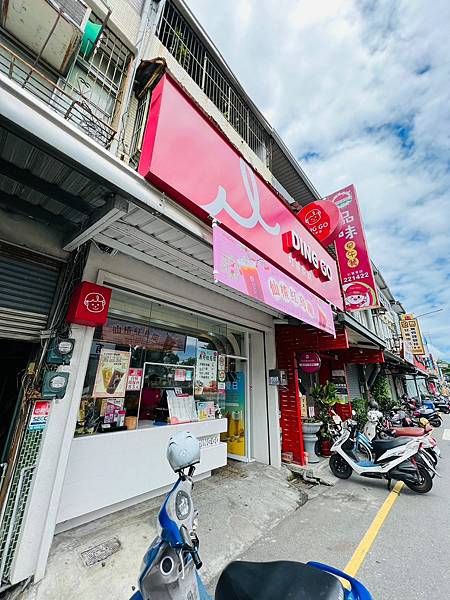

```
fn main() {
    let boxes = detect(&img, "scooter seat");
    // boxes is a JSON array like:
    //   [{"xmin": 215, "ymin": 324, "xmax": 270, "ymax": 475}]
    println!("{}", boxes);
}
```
[
  {"xmin": 215, "ymin": 560, "xmax": 343, "ymax": 600},
  {"xmin": 372, "ymin": 437, "xmax": 415, "ymax": 457},
  {"xmin": 393, "ymin": 427, "xmax": 428, "ymax": 437}
]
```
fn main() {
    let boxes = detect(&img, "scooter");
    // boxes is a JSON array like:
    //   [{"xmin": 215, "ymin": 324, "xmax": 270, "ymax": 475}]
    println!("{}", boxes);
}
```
[
  {"xmin": 130, "ymin": 431, "xmax": 373, "ymax": 600},
  {"xmin": 330, "ymin": 419, "xmax": 434, "ymax": 493}
]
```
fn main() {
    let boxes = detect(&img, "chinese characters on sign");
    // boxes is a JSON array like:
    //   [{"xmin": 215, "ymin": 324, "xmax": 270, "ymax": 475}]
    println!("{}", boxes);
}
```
[
  {"xmin": 400, "ymin": 314, "xmax": 425, "ymax": 355},
  {"xmin": 195, "ymin": 348, "xmax": 218, "ymax": 394},
  {"xmin": 102, "ymin": 318, "xmax": 186, "ymax": 352},
  {"xmin": 324, "ymin": 185, "xmax": 379, "ymax": 311},
  {"xmin": 213, "ymin": 226, "xmax": 335, "ymax": 337},
  {"xmin": 93, "ymin": 349, "xmax": 131, "ymax": 398}
]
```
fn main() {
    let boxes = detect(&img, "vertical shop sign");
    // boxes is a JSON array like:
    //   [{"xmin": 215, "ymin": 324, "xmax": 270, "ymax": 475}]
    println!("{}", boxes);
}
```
[
  {"xmin": 93, "ymin": 349, "xmax": 131, "ymax": 397},
  {"xmin": 223, "ymin": 372, "xmax": 246, "ymax": 457},
  {"xmin": 331, "ymin": 369, "xmax": 349, "ymax": 402},
  {"xmin": 400, "ymin": 314, "xmax": 425, "ymax": 355},
  {"xmin": 324, "ymin": 185, "xmax": 379, "ymax": 311},
  {"xmin": 195, "ymin": 348, "xmax": 218, "ymax": 394}
]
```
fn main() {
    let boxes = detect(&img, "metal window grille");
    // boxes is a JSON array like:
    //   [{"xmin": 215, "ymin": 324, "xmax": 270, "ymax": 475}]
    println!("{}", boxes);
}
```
[
  {"xmin": 129, "ymin": 92, "xmax": 152, "ymax": 169},
  {"xmin": 0, "ymin": 40, "xmax": 116, "ymax": 147},
  {"xmin": 62, "ymin": 16, "xmax": 132, "ymax": 125},
  {"xmin": 156, "ymin": 1, "xmax": 271, "ymax": 165}
]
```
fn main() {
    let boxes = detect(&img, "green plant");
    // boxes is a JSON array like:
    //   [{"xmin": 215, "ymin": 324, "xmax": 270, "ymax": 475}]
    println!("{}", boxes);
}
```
[
  {"xmin": 351, "ymin": 396, "xmax": 368, "ymax": 430},
  {"xmin": 310, "ymin": 382, "xmax": 346, "ymax": 439},
  {"xmin": 371, "ymin": 374, "xmax": 395, "ymax": 413}
]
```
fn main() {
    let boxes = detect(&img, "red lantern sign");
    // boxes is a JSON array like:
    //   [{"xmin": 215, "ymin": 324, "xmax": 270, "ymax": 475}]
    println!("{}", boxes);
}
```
[
  {"xmin": 298, "ymin": 352, "xmax": 322, "ymax": 373},
  {"xmin": 298, "ymin": 200, "xmax": 343, "ymax": 247},
  {"xmin": 66, "ymin": 281, "xmax": 112, "ymax": 327}
]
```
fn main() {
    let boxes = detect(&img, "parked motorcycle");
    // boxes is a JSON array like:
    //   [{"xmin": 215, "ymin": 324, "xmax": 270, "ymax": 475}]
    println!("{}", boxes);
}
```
[
  {"xmin": 403, "ymin": 399, "xmax": 442, "ymax": 428},
  {"xmin": 329, "ymin": 419, "xmax": 434, "ymax": 493},
  {"xmin": 130, "ymin": 431, "xmax": 373, "ymax": 600}
]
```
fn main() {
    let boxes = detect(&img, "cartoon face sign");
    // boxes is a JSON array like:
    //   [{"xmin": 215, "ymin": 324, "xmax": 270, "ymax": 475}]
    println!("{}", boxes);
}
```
[
  {"xmin": 345, "ymin": 293, "xmax": 369, "ymax": 308},
  {"xmin": 304, "ymin": 208, "xmax": 322, "ymax": 226},
  {"xmin": 84, "ymin": 292, "xmax": 106, "ymax": 313}
]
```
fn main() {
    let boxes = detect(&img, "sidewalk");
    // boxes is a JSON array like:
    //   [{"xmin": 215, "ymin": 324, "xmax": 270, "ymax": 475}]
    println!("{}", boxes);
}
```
[{"xmin": 15, "ymin": 461, "xmax": 314, "ymax": 600}]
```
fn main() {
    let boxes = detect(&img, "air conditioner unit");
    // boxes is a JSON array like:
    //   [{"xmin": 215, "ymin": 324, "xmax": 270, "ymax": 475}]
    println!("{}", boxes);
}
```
[{"xmin": 1, "ymin": 0, "xmax": 91, "ymax": 75}]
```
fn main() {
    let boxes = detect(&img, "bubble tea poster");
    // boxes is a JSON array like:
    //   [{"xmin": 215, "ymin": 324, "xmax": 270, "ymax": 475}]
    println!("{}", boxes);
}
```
[{"xmin": 93, "ymin": 348, "xmax": 131, "ymax": 398}]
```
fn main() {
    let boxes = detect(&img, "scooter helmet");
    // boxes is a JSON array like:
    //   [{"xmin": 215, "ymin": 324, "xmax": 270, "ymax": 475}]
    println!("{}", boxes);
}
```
[
  {"xmin": 167, "ymin": 431, "xmax": 201, "ymax": 472},
  {"xmin": 368, "ymin": 399, "xmax": 379, "ymax": 410}
]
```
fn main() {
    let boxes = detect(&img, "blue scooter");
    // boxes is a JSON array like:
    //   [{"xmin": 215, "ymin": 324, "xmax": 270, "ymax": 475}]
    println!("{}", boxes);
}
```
[{"xmin": 130, "ymin": 431, "xmax": 372, "ymax": 600}]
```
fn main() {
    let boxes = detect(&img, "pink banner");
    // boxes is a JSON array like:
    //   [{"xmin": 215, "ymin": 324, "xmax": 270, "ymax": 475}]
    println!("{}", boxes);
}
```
[
  {"xmin": 213, "ymin": 226, "xmax": 335, "ymax": 336},
  {"xmin": 138, "ymin": 75, "xmax": 343, "ymax": 310},
  {"xmin": 324, "ymin": 185, "xmax": 379, "ymax": 311}
]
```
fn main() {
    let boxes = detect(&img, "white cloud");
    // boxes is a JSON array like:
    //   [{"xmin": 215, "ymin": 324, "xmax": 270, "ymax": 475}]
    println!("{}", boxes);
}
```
[{"xmin": 188, "ymin": 0, "xmax": 450, "ymax": 357}]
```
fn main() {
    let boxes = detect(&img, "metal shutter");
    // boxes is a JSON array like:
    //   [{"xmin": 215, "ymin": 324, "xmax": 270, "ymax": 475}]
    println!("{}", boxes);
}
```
[
  {"xmin": 346, "ymin": 364, "xmax": 362, "ymax": 400},
  {"xmin": 0, "ymin": 247, "xmax": 61, "ymax": 341}
]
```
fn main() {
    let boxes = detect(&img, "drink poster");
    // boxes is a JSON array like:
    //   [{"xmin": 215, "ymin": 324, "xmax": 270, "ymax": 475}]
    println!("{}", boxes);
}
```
[
  {"xmin": 213, "ymin": 226, "xmax": 335, "ymax": 336},
  {"xmin": 222, "ymin": 371, "xmax": 246, "ymax": 457},
  {"xmin": 195, "ymin": 348, "xmax": 218, "ymax": 394},
  {"xmin": 93, "ymin": 349, "xmax": 131, "ymax": 398}
]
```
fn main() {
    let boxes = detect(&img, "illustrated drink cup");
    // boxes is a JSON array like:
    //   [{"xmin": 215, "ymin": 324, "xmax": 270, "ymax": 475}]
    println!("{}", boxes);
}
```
[
  {"xmin": 239, "ymin": 261, "xmax": 265, "ymax": 301},
  {"xmin": 106, "ymin": 369, "xmax": 124, "ymax": 394},
  {"xmin": 102, "ymin": 367, "xmax": 113, "ymax": 389}
]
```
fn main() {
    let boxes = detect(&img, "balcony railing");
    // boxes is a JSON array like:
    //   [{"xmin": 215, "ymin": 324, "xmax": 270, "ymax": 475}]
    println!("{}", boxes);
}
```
[{"xmin": 0, "ymin": 42, "xmax": 116, "ymax": 148}]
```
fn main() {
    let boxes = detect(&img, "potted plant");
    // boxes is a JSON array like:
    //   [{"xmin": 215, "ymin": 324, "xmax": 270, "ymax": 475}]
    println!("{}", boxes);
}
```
[{"xmin": 311, "ymin": 382, "xmax": 346, "ymax": 456}]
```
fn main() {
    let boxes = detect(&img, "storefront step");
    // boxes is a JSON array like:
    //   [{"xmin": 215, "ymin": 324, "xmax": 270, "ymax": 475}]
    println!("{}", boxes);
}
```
[{"xmin": 17, "ymin": 461, "xmax": 303, "ymax": 600}]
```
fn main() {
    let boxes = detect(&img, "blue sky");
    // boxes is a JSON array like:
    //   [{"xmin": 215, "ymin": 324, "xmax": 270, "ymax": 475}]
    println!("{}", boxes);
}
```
[{"xmin": 189, "ymin": 0, "xmax": 450, "ymax": 359}]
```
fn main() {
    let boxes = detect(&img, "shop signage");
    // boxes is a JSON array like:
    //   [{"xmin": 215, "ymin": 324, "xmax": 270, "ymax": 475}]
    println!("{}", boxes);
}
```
[
  {"xmin": 298, "ymin": 200, "xmax": 344, "ymax": 247},
  {"xmin": 93, "ymin": 349, "xmax": 131, "ymax": 398},
  {"xmin": 400, "ymin": 314, "xmax": 425, "ymax": 355},
  {"xmin": 298, "ymin": 352, "xmax": 321, "ymax": 373},
  {"xmin": 66, "ymin": 281, "xmax": 112, "ymax": 327},
  {"xmin": 198, "ymin": 433, "xmax": 221, "ymax": 448},
  {"xmin": 195, "ymin": 348, "xmax": 218, "ymax": 394},
  {"xmin": 102, "ymin": 318, "xmax": 186, "ymax": 352},
  {"xmin": 28, "ymin": 401, "xmax": 51, "ymax": 431},
  {"xmin": 213, "ymin": 226, "xmax": 335, "ymax": 336},
  {"xmin": 126, "ymin": 368, "xmax": 143, "ymax": 391},
  {"xmin": 324, "ymin": 185, "xmax": 379, "ymax": 311},
  {"xmin": 138, "ymin": 74, "xmax": 342, "ymax": 310},
  {"xmin": 331, "ymin": 369, "xmax": 349, "ymax": 400}
]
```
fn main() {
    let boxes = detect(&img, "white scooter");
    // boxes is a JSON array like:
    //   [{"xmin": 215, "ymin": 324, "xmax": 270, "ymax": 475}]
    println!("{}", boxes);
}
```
[{"xmin": 329, "ymin": 419, "xmax": 433, "ymax": 493}]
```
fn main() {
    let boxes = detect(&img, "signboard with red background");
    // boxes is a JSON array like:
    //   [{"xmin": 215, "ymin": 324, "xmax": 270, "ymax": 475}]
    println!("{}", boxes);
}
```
[
  {"xmin": 298, "ymin": 200, "xmax": 343, "ymax": 247},
  {"xmin": 138, "ymin": 75, "xmax": 343, "ymax": 310},
  {"xmin": 298, "ymin": 352, "xmax": 322, "ymax": 373},
  {"xmin": 66, "ymin": 281, "xmax": 112, "ymax": 327},
  {"xmin": 324, "ymin": 185, "xmax": 379, "ymax": 311}
]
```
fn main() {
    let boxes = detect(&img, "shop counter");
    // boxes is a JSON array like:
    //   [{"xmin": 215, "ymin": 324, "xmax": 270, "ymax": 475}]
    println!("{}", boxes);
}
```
[{"xmin": 56, "ymin": 418, "xmax": 227, "ymax": 529}]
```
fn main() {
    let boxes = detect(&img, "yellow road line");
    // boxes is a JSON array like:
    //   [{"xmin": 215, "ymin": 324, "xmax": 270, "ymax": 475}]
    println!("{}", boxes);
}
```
[{"xmin": 344, "ymin": 481, "xmax": 404, "ymax": 577}]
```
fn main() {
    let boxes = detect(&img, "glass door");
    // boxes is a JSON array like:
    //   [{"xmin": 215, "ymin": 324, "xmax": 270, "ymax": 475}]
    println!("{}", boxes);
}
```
[{"xmin": 220, "ymin": 355, "xmax": 249, "ymax": 461}]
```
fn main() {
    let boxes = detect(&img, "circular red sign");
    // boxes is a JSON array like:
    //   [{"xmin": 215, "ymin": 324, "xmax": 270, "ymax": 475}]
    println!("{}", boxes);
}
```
[
  {"xmin": 298, "ymin": 352, "xmax": 321, "ymax": 373},
  {"xmin": 298, "ymin": 200, "xmax": 343, "ymax": 247}
]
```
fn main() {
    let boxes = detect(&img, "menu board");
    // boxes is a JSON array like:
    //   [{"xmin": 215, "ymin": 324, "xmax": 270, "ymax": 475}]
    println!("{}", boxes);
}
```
[
  {"xmin": 195, "ymin": 348, "xmax": 218, "ymax": 395},
  {"xmin": 93, "ymin": 349, "xmax": 131, "ymax": 398},
  {"xmin": 166, "ymin": 389, "xmax": 198, "ymax": 424}
]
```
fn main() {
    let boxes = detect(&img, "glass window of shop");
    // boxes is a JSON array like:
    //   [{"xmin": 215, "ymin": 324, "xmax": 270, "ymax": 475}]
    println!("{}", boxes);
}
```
[{"xmin": 75, "ymin": 288, "xmax": 249, "ymax": 457}]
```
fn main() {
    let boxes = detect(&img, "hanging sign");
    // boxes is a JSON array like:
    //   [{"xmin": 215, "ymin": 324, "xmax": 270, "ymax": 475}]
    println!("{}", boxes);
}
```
[
  {"xmin": 324, "ymin": 185, "xmax": 379, "ymax": 311},
  {"xmin": 213, "ymin": 227, "xmax": 335, "ymax": 336},
  {"xmin": 138, "ymin": 74, "xmax": 343, "ymax": 310},
  {"xmin": 400, "ymin": 314, "xmax": 425, "ymax": 355},
  {"xmin": 298, "ymin": 200, "xmax": 344, "ymax": 247},
  {"xmin": 93, "ymin": 349, "xmax": 131, "ymax": 398},
  {"xmin": 298, "ymin": 352, "xmax": 321, "ymax": 373},
  {"xmin": 66, "ymin": 281, "xmax": 112, "ymax": 327}
]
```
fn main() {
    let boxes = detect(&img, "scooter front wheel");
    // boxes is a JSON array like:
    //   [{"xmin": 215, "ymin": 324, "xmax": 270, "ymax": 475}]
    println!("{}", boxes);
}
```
[{"xmin": 329, "ymin": 454, "xmax": 353, "ymax": 479}]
